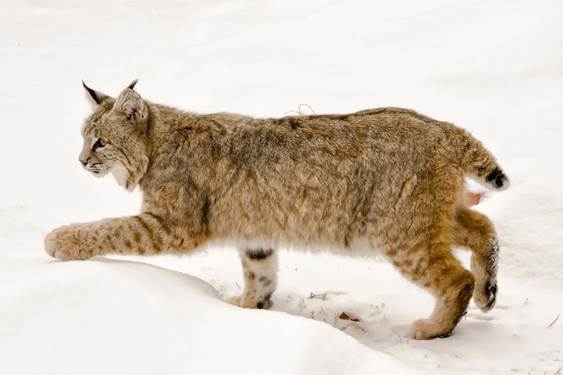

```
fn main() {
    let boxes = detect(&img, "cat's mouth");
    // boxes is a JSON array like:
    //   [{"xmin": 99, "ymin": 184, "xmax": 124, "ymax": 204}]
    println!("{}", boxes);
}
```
[{"xmin": 84, "ymin": 163, "xmax": 110, "ymax": 177}]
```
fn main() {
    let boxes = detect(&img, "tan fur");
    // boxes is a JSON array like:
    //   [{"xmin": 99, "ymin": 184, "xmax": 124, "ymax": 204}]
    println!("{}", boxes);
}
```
[{"xmin": 45, "ymin": 81, "xmax": 509, "ymax": 339}]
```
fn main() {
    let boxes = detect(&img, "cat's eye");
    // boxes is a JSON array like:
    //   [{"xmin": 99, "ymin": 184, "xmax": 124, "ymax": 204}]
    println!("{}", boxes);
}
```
[{"xmin": 92, "ymin": 138, "xmax": 107, "ymax": 151}]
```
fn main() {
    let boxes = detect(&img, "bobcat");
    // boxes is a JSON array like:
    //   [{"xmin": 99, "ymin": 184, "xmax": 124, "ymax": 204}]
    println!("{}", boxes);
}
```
[{"xmin": 45, "ymin": 80, "xmax": 509, "ymax": 340}]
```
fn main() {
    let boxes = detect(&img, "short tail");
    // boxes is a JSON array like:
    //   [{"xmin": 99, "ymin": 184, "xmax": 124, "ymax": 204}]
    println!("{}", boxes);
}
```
[{"xmin": 448, "ymin": 127, "xmax": 510, "ymax": 191}]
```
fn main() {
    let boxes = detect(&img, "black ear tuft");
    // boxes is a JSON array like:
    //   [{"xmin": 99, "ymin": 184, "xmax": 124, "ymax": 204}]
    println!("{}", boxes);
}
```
[
  {"xmin": 127, "ymin": 79, "xmax": 139, "ymax": 90},
  {"xmin": 82, "ymin": 81, "xmax": 108, "ymax": 105}
]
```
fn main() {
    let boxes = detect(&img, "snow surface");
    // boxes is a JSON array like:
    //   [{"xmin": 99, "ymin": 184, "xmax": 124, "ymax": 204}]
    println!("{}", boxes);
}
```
[{"xmin": 1, "ymin": 0, "xmax": 562, "ymax": 374}]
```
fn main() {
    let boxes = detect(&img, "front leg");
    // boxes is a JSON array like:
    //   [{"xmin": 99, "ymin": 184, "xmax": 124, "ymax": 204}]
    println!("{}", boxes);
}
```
[
  {"xmin": 228, "ymin": 248, "xmax": 278, "ymax": 309},
  {"xmin": 44, "ymin": 213, "xmax": 200, "ymax": 260}
]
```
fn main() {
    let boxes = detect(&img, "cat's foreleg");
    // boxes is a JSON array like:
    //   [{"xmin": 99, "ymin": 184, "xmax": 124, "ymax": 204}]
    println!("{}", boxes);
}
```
[
  {"xmin": 45, "ymin": 214, "xmax": 198, "ymax": 260},
  {"xmin": 228, "ymin": 248, "xmax": 278, "ymax": 309}
]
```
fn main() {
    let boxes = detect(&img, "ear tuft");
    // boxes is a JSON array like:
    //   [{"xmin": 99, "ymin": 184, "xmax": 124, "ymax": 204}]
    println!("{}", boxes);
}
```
[
  {"xmin": 127, "ymin": 79, "xmax": 139, "ymax": 90},
  {"xmin": 82, "ymin": 81, "xmax": 109, "ymax": 105}
]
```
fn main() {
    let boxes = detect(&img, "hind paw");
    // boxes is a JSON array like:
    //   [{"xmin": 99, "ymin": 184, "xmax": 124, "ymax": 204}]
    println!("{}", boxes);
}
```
[
  {"xmin": 474, "ymin": 281, "xmax": 497, "ymax": 312},
  {"xmin": 409, "ymin": 319, "xmax": 453, "ymax": 340}
]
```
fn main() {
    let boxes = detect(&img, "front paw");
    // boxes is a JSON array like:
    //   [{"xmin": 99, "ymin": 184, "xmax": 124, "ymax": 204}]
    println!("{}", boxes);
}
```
[
  {"xmin": 44, "ymin": 224, "xmax": 93, "ymax": 261},
  {"xmin": 226, "ymin": 294, "xmax": 273, "ymax": 310}
]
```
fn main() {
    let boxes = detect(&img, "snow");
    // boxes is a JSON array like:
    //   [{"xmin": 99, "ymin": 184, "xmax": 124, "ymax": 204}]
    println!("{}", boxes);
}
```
[
  {"xmin": 1, "ymin": 0, "xmax": 562, "ymax": 374},
  {"xmin": 3, "ymin": 257, "xmax": 415, "ymax": 375}
]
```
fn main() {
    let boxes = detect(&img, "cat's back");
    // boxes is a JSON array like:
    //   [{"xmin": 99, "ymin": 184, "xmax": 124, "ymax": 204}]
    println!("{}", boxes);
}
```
[
  {"xmin": 185, "ymin": 106, "xmax": 447, "ymax": 174},
  {"xmin": 201, "ymin": 106, "xmax": 440, "ymax": 130},
  {"xmin": 196, "ymin": 106, "xmax": 445, "ymax": 147}
]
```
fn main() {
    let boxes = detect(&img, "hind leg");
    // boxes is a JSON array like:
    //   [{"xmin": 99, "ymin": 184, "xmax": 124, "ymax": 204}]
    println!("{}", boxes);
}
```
[
  {"xmin": 389, "ymin": 242, "xmax": 474, "ymax": 340},
  {"xmin": 453, "ymin": 207, "xmax": 499, "ymax": 312},
  {"xmin": 228, "ymin": 248, "xmax": 278, "ymax": 309}
]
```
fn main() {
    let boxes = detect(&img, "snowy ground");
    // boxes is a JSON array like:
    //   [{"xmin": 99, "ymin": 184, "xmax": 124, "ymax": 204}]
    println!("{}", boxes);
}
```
[{"xmin": 1, "ymin": 0, "xmax": 563, "ymax": 374}]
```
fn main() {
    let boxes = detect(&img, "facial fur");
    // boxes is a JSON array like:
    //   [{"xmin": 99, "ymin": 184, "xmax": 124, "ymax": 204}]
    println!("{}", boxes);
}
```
[{"xmin": 79, "ymin": 82, "xmax": 150, "ymax": 191}]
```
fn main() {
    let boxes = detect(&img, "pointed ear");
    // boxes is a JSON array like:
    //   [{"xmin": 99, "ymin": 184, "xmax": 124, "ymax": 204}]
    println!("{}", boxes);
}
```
[
  {"xmin": 115, "ymin": 87, "xmax": 147, "ymax": 121},
  {"xmin": 127, "ymin": 79, "xmax": 138, "ymax": 90},
  {"xmin": 82, "ymin": 81, "xmax": 109, "ymax": 105}
]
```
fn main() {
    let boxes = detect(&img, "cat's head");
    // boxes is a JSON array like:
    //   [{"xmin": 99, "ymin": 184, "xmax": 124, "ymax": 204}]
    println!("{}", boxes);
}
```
[{"xmin": 79, "ymin": 80, "xmax": 150, "ymax": 191}]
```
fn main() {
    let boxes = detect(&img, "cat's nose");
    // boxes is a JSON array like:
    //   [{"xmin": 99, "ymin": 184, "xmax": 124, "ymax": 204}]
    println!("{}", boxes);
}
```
[{"xmin": 79, "ymin": 157, "xmax": 89, "ymax": 166}]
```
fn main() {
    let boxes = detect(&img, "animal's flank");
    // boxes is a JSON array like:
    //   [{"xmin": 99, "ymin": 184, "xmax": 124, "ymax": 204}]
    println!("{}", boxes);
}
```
[{"xmin": 201, "ymin": 195, "xmax": 210, "ymax": 233}]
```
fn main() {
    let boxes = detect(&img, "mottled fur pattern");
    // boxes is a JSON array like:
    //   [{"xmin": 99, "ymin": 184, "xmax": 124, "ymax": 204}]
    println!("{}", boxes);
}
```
[
  {"xmin": 227, "ymin": 248, "xmax": 277, "ymax": 309},
  {"xmin": 45, "ymin": 81, "xmax": 509, "ymax": 339}
]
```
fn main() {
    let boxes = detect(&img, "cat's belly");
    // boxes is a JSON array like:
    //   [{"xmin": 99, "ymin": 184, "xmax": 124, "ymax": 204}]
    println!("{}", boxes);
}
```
[{"xmin": 206, "ymin": 234, "xmax": 386, "ymax": 257}]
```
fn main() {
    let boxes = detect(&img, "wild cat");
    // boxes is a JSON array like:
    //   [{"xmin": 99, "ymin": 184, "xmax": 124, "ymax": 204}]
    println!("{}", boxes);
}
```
[{"xmin": 45, "ymin": 80, "xmax": 509, "ymax": 340}]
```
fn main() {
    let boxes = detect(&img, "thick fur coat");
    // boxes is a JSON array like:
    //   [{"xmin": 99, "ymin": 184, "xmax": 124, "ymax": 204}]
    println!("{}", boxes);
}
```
[{"xmin": 45, "ymin": 81, "xmax": 509, "ymax": 339}]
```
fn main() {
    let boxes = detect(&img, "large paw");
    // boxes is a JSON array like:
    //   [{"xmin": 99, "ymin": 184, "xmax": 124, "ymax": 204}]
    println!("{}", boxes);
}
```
[
  {"xmin": 409, "ymin": 319, "xmax": 453, "ymax": 340},
  {"xmin": 226, "ymin": 294, "xmax": 273, "ymax": 310},
  {"xmin": 474, "ymin": 280, "xmax": 497, "ymax": 313},
  {"xmin": 44, "ymin": 224, "xmax": 93, "ymax": 261}
]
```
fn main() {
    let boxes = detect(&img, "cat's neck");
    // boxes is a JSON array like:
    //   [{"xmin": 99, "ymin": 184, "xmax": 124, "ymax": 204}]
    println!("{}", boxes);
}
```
[{"xmin": 138, "ymin": 102, "xmax": 198, "ymax": 191}]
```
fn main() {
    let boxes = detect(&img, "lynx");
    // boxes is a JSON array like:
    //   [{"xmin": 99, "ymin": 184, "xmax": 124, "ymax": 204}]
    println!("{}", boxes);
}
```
[{"xmin": 45, "ymin": 80, "xmax": 509, "ymax": 339}]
